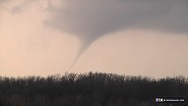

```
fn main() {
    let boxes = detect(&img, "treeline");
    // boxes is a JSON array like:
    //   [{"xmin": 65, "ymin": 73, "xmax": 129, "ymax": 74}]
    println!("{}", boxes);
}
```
[{"xmin": 0, "ymin": 72, "xmax": 187, "ymax": 106}]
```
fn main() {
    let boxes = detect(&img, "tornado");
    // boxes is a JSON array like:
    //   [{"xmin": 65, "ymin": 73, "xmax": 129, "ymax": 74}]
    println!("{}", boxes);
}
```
[{"xmin": 45, "ymin": 0, "xmax": 188, "ymax": 70}]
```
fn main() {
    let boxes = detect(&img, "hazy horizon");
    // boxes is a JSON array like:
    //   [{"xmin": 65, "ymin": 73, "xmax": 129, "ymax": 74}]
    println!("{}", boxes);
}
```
[{"xmin": 0, "ymin": 0, "xmax": 188, "ymax": 78}]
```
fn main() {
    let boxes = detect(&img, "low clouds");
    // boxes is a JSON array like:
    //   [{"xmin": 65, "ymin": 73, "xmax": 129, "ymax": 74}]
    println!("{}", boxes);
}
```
[
  {"xmin": 47, "ymin": 0, "xmax": 188, "ymax": 36},
  {"xmin": 45, "ymin": 0, "xmax": 188, "ymax": 67},
  {"xmin": 2, "ymin": 0, "xmax": 188, "ymax": 44},
  {"xmin": 1, "ymin": 0, "xmax": 188, "ymax": 76}
]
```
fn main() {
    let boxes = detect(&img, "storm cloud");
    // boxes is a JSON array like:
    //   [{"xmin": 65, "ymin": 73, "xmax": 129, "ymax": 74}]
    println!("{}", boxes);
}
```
[
  {"xmin": 45, "ymin": 0, "xmax": 188, "ymax": 69},
  {"xmin": 1, "ymin": 0, "xmax": 188, "ymax": 76},
  {"xmin": 2, "ymin": 0, "xmax": 187, "ymax": 70}
]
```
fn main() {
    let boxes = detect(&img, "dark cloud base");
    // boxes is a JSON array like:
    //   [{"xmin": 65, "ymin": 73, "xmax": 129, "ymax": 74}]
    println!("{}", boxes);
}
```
[{"xmin": 45, "ymin": 0, "xmax": 188, "ymax": 69}]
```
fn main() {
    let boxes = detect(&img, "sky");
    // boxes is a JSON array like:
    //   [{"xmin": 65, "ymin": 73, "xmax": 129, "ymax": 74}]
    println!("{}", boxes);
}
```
[{"xmin": 0, "ymin": 0, "xmax": 188, "ymax": 78}]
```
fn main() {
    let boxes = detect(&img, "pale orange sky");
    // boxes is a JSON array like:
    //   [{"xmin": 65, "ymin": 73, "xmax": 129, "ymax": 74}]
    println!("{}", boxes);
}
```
[{"xmin": 0, "ymin": 0, "xmax": 188, "ymax": 78}]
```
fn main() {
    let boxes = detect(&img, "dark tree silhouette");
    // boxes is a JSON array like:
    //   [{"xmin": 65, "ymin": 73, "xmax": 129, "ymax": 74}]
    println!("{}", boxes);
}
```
[{"xmin": 0, "ymin": 72, "xmax": 187, "ymax": 106}]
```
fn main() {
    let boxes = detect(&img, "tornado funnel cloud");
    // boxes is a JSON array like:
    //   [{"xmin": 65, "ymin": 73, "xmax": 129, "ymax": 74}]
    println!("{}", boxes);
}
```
[
  {"xmin": 67, "ymin": 40, "xmax": 93, "ymax": 71},
  {"xmin": 67, "ymin": 44, "xmax": 87, "ymax": 71},
  {"xmin": 67, "ymin": 49, "xmax": 83, "ymax": 71},
  {"xmin": 46, "ymin": 0, "xmax": 188, "ymax": 70}
]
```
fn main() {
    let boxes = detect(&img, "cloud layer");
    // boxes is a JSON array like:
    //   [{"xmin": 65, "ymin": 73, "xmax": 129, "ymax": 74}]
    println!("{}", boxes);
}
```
[
  {"xmin": 1, "ymin": 0, "xmax": 188, "ymax": 77},
  {"xmin": 47, "ymin": 0, "xmax": 188, "ymax": 43},
  {"xmin": 45, "ymin": 0, "xmax": 188, "ymax": 68}
]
